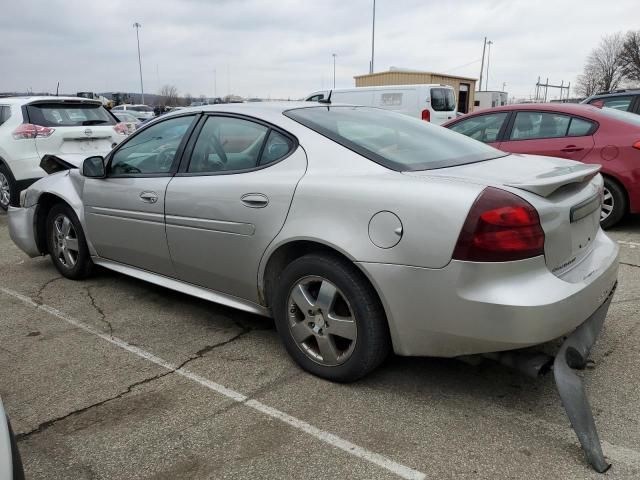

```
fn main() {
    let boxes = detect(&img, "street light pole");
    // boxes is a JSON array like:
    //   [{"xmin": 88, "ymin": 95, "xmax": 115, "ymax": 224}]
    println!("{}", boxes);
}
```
[
  {"xmin": 332, "ymin": 53, "xmax": 337, "ymax": 89},
  {"xmin": 486, "ymin": 40, "xmax": 493, "ymax": 91},
  {"xmin": 370, "ymin": 0, "xmax": 376, "ymax": 74},
  {"xmin": 479, "ymin": 37, "xmax": 487, "ymax": 91},
  {"xmin": 133, "ymin": 22, "xmax": 144, "ymax": 104}
]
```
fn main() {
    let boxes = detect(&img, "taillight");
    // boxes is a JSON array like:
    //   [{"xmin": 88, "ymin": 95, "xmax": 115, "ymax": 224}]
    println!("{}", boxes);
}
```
[
  {"xmin": 421, "ymin": 109, "xmax": 431, "ymax": 122},
  {"xmin": 633, "ymin": 140, "xmax": 640, "ymax": 150},
  {"xmin": 453, "ymin": 187, "xmax": 545, "ymax": 262},
  {"xmin": 113, "ymin": 122, "xmax": 129, "ymax": 135},
  {"xmin": 12, "ymin": 123, "xmax": 55, "ymax": 139}
]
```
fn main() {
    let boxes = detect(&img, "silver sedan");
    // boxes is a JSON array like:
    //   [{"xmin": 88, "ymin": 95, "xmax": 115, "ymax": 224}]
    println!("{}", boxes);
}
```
[{"xmin": 7, "ymin": 103, "xmax": 618, "ymax": 383}]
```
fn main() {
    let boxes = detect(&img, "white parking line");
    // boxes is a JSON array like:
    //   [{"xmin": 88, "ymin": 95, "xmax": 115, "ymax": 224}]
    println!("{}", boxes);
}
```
[
  {"xmin": 618, "ymin": 240, "xmax": 640, "ymax": 249},
  {"xmin": 0, "ymin": 286, "xmax": 426, "ymax": 480}
]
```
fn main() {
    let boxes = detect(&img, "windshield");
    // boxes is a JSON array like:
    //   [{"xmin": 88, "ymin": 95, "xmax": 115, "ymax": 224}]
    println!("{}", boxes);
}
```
[
  {"xmin": 26, "ymin": 103, "xmax": 116, "ymax": 127},
  {"xmin": 430, "ymin": 88, "xmax": 456, "ymax": 112},
  {"xmin": 285, "ymin": 106, "xmax": 507, "ymax": 171},
  {"xmin": 599, "ymin": 106, "xmax": 640, "ymax": 127}
]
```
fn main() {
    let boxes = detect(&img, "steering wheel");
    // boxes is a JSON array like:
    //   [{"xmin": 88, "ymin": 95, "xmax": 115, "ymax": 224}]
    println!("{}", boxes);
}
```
[{"xmin": 209, "ymin": 135, "xmax": 228, "ymax": 164}]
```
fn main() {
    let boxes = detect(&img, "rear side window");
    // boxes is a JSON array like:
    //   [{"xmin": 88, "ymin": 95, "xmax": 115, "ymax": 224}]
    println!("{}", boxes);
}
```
[
  {"xmin": 381, "ymin": 93, "xmax": 403, "ymax": 106},
  {"xmin": 430, "ymin": 88, "xmax": 456, "ymax": 112},
  {"xmin": 510, "ymin": 112, "xmax": 570, "ymax": 140},
  {"xmin": 567, "ymin": 117, "xmax": 595, "ymax": 136},
  {"xmin": 26, "ymin": 103, "xmax": 116, "ymax": 127},
  {"xmin": 0, "ymin": 106, "xmax": 11, "ymax": 126},
  {"xmin": 591, "ymin": 96, "xmax": 633, "ymax": 111},
  {"xmin": 449, "ymin": 112, "xmax": 509, "ymax": 143},
  {"xmin": 306, "ymin": 94, "xmax": 325, "ymax": 102}
]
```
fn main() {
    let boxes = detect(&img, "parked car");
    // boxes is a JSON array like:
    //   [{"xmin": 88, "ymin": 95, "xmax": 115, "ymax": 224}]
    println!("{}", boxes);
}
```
[
  {"xmin": 112, "ymin": 110, "xmax": 141, "ymax": 133},
  {"xmin": 305, "ymin": 84, "xmax": 457, "ymax": 125},
  {"xmin": 0, "ymin": 97, "xmax": 127, "ymax": 210},
  {"xmin": 581, "ymin": 88, "xmax": 640, "ymax": 114},
  {"xmin": 111, "ymin": 104, "xmax": 154, "ymax": 121},
  {"xmin": 443, "ymin": 103, "xmax": 640, "ymax": 228},
  {"xmin": 8, "ymin": 103, "xmax": 618, "ymax": 385},
  {"xmin": 0, "ymin": 397, "xmax": 25, "ymax": 480}
]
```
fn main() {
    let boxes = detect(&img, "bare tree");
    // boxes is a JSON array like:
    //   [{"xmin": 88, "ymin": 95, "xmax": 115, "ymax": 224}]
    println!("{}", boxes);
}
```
[
  {"xmin": 158, "ymin": 84, "xmax": 179, "ymax": 106},
  {"xmin": 621, "ymin": 30, "xmax": 640, "ymax": 83},
  {"xmin": 577, "ymin": 33, "xmax": 625, "ymax": 96}
]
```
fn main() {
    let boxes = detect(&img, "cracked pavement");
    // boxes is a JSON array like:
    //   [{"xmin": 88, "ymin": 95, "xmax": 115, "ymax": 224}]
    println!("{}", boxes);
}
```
[{"xmin": 1, "ymin": 211, "xmax": 640, "ymax": 479}]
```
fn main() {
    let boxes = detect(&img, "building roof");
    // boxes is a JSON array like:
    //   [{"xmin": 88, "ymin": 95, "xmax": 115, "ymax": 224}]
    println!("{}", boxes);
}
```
[{"xmin": 354, "ymin": 69, "xmax": 477, "ymax": 82}]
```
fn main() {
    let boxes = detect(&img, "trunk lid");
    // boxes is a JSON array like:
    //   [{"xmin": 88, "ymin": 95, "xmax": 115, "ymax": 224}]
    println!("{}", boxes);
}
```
[{"xmin": 405, "ymin": 154, "xmax": 603, "ymax": 276}]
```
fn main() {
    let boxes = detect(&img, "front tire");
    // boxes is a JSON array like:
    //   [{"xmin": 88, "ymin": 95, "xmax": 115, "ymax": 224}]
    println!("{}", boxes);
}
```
[
  {"xmin": 0, "ymin": 164, "xmax": 17, "ymax": 211},
  {"xmin": 273, "ymin": 254, "xmax": 391, "ymax": 382},
  {"xmin": 46, "ymin": 203, "xmax": 94, "ymax": 279},
  {"xmin": 600, "ymin": 178, "xmax": 626, "ymax": 229}
]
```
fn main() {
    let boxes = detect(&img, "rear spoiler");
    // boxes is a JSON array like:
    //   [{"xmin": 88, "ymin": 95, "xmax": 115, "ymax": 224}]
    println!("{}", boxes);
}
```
[
  {"xmin": 506, "ymin": 164, "xmax": 601, "ymax": 197},
  {"xmin": 40, "ymin": 155, "xmax": 78, "ymax": 175}
]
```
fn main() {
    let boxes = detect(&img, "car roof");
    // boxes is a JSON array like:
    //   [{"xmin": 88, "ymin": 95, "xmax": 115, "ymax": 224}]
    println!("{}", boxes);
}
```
[
  {"xmin": 585, "ymin": 89, "xmax": 640, "ymax": 100},
  {"xmin": 460, "ymin": 102, "xmax": 605, "ymax": 117},
  {"xmin": 0, "ymin": 96, "xmax": 101, "ymax": 106}
]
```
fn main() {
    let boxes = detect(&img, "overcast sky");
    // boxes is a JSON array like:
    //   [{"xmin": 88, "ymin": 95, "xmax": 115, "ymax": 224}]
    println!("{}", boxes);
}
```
[{"xmin": 1, "ymin": 0, "xmax": 638, "ymax": 100}]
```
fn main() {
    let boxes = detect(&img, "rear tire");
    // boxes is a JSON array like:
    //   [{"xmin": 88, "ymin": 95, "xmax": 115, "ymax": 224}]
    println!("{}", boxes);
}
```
[
  {"xmin": 600, "ymin": 178, "xmax": 626, "ymax": 229},
  {"xmin": 45, "ymin": 203, "xmax": 94, "ymax": 279},
  {"xmin": 273, "ymin": 254, "xmax": 391, "ymax": 382},
  {"xmin": 0, "ymin": 163, "xmax": 17, "ymax": 211}
]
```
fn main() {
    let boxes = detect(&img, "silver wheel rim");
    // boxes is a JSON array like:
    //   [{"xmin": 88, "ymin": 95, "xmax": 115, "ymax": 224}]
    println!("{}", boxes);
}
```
[
  {"xmin": 601, "ymin": 187, "xmax": 614, "ymax": 222},
  {"xmin": 287, "ymin": 276, "xmax": 357, "ymax": 366},
  {"xmin": 0, "ymin": 173, "xmax": 10, "ymax": 208},
  {"xmin": 52, "ymin": 214, "xmax": 79, "ymax": 268}
]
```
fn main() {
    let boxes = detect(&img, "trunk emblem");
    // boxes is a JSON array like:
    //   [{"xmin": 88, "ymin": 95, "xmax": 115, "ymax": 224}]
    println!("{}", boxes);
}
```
[{"xmin": 84, "ymin": 128, "xmax": 93, "ymax": 137}]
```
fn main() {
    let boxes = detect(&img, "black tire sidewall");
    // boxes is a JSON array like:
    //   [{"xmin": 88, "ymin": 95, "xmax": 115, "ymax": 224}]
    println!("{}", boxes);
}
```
[
  {"xmin": 7, "ymin": 417, "xmax": 25, "ymax": 480},
  {"xmin": 273, "ymin": 254, "xmax": 390, "ymax": 382},
  {"xmin": 601, "ymin": 178, "xmax": 626, "ymax": 229},
  {"xmin": 45, "ymin": 203, "xmax": 93, "ymax": 279}
]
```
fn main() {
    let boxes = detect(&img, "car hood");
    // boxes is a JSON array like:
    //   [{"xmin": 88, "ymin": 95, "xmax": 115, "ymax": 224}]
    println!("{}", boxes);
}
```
[{"xmin": 404, "ymin": 154, "xmax": 601, "ymax": 197}]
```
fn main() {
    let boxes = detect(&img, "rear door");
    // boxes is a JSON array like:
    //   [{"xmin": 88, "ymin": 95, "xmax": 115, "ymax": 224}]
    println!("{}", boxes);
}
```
[
  {"xmin": 165, "ymin": 114, "xmax": 306, "ymax": 302},
  {"xmin": 25, "ymin": 101, "xmax": 121, "ymax": 160},
  {"xmin": 83, "ymin": 114, "xmax": 198, "ymax": 275},
  {"xmin": 428, "ymin": 87, "xmax": 456, "ymax": 125},
  {"xmin": 498, "ymin": 110, "xmax": 595, "ymax": 161}
]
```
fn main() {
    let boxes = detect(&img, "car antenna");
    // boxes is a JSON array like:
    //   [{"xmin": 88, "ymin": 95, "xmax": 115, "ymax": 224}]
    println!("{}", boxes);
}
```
[{"xmin": 318, "ymin": 89, "xmax": 332, "ymax": 105}]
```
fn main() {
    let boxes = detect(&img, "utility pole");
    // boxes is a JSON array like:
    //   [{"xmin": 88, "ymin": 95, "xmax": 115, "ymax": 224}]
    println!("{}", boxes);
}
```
[
  {"xmin": 133, "ymin": 22, "xmax": 144, "ymax": 104},
  {"xmin": 332, "ymin": 53, "xmax": 337, "ymax": 88},
  {"xmin": 370, "ymin": 0, "xmax": 376, "ymax": 74},
  {"xmin": 479, "ymin": 37, "xmax": 487, "ymax": 91},
  {"xmin": 502, "ymin": 82, "xmax": 507, "ymax": 92},
  {"xmin": 213, "ymin": 69, "xmax": 217, "ymax": 98},
  {"xmin": 486, "ymin": 40, "xmax": 493, "ymax": 91}
]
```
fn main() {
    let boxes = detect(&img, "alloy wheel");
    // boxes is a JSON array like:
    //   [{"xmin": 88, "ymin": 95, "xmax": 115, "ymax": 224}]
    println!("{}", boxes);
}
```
[
  {"xmin": 51, "ymin": 214, "xmax": 79, "ymax": 269},
  {"xmin": 0, "ymin": 172, "xmax": 10, "ymax": 208},
  {"xmin": 287, "ymin": 276, "xmax": 357, "ymax": 366},
  {"xmin": 601, "ymin": 186, "xmax": 614, "ymax": 222}
]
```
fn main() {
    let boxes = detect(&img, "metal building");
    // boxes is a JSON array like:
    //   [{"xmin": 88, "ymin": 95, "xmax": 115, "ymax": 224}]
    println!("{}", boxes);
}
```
[{"xmin": 354, "ymin": 68, "xmax": 477, "ymax": 114}]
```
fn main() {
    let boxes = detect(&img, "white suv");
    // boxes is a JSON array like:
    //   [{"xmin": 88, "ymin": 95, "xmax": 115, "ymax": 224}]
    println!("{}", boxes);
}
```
[{"xmin": 0, "ymin": 97, "xmax": 127, "ymax": 210}]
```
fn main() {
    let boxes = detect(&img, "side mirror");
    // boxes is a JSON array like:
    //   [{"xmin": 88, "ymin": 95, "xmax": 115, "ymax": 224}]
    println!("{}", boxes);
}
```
[{"xmin": 82, "ymin": 156, "xmax": 106, "ymax": 178}]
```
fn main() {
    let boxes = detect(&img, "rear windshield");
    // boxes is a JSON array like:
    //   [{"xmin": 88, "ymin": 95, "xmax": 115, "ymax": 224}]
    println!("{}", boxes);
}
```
[
  {"xmin": 284, "ymin": 106, "xmax": 507, "ymax": 171},
  {"xmin": 430, "ymin": 88, "xmax": 456, "ymax": 112},
  {"xmin": 26, "ymin": 103, "xmax": 116, "ymax": 127},
  {"xmin": 598, "ymin": 106, "xmax": 640, "ymax": 127}
]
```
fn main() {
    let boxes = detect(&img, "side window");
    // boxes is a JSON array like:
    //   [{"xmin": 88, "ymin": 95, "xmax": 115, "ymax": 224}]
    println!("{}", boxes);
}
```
[
  {"xmin": 567, "ymin": 117, "xmax": 595, "ymax": 137},
  {"xmin": 188, "ymin": 116, "xmax": 268, "ymax": 173},
  {"xmin": 592, "ymin": 96, "xmax": 633, "ymax": 111},
  {"xmin": 449, "ymin": 112, "xmax": 509, "ymax": 143},
  {"xmin": 381, "ymin": 93, "xmax": 403, "ymax": 106},
  {"xmin": 0, "ymin": 106, "xmax": 11, "ymax": 126},
  {"xmin": 259, "ymin": 131, "xmax": 294, "ymax": 165},
  {"xmin": 306, "ymin": 94, "xmax": 325, "ymax": 102},
  {"xmin": 509, "ymin": 112, "xmax": 570, "ymax": 140},
  {"xmin": 109, "ymin": 115, "xmax": 194, "ymax": 175}
]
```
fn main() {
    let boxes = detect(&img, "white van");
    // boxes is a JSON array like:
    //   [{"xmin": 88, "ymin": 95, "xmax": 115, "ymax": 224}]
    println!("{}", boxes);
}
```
[{"xmin": 304, "ymin": 84, "xmax": 457, "ymax": 125}]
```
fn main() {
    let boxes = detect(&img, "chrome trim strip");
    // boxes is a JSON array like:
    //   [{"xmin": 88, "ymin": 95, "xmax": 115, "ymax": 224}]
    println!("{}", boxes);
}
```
[
  {"xmin": 87, "ymin": 206, "xmax": 165, "ymax": 224},
  {"xmin": 92, "ymin": 257, "xmax": 270, "ymax": 317}
]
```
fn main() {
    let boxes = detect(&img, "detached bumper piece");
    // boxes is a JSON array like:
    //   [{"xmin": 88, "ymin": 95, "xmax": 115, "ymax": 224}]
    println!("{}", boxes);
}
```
[{"xmin": 553, "ymin": 285, "xmax": 616, "ymax": 473}]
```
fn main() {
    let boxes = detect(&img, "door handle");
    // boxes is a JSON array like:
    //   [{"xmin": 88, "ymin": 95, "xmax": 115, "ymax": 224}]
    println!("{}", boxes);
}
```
[
  {"xmin": 139, "ymin": 191, "xmax": 158, "ymax": 203},
  {"xmin": 241, "ymin": 193, "xmax": 269, "ymax": 208},
  {"xmin": 561, "ymin": 145, "xmax": 584, "ymax": 153}
]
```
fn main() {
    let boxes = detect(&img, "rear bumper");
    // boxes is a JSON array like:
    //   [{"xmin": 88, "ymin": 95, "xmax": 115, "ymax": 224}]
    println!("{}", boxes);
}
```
[
  {"xmin": 359, "ymin": 228, "xmax": 619, "ymax": 357},
  {"xmin": 7, "ymin": 205, "xmax": 41, "ymax": 257}
]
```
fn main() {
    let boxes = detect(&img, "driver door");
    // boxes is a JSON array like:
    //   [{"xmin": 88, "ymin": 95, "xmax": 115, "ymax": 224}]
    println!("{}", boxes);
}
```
[{"xmin": 83, "ymin": 114, "xmax": 197, "ymax": 276}]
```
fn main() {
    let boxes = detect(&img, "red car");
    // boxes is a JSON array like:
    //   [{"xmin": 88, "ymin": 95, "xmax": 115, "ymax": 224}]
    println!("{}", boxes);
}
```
[{"xmin": 443, "ymin": 103, "xmax": 640, "ymax": 228}]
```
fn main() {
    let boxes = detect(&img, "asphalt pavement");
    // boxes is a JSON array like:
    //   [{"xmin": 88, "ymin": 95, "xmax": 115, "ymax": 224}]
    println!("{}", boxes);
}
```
[{"xmin": 1, "ymin": 210, "xmax": 639, "ymax": 479}]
